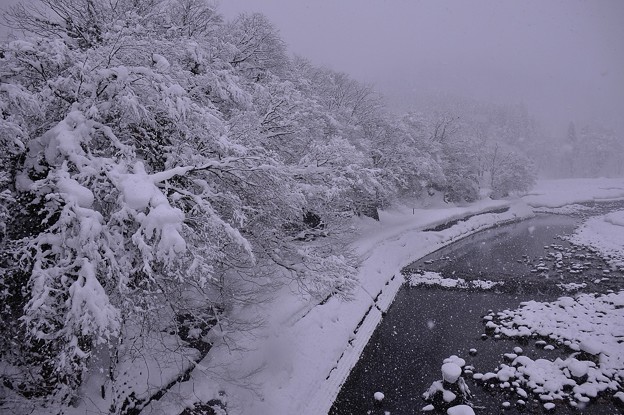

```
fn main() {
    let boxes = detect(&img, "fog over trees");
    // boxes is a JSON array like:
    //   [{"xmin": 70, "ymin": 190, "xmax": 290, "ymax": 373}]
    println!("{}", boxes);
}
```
[{"xmin": 0, "ymin": 0, "xmax": 622, "ymax": 413}]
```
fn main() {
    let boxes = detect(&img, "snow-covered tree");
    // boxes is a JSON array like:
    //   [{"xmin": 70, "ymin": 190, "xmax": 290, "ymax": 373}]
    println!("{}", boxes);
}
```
[
  {"xmin": 365, "ymin": 114, "xmax": 444, "ymax": 200},
  {"xmin": 396, "ymin": 100, "xmax": 540, "ymax": 202},
  {"xmin": 0, "ymin": 1, "xmax": 545, "ymax": 410},
  {"xmin": 224, "ymin": 12, "xmax": 290, "ymax": 80},
  {"xmin": 0, "ymin": 1, "xmax": 357, "ymax": 408},
  {"xmin": 488, "ymin": 144, "xmax": 537, "ymax": 198},
  {"xmin": 440, "ymin": 135, "xmax": 481, "ymax": 203}
]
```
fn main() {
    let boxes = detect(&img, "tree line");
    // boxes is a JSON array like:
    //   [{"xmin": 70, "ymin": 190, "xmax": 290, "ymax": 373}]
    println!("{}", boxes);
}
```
[{"xmin": 0, "ymin": 0, "xmax": 538, "ymax": 411}]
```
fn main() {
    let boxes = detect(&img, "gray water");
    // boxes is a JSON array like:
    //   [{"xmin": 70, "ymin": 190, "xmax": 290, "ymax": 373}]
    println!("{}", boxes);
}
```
[{"xmin": 330, "ymin": 210, "xmax": 624, "ymax": 414}]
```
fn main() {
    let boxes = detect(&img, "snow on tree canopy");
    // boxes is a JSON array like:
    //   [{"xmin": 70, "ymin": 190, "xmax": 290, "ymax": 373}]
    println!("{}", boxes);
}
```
[
  {"xmin": 0, "ymin": 1, "xmax": 363, "ymax": 407},
  {"xmin": 67, "ymin": 258, "xmax": 120, "ymax": 340},
  {"xmin": 112, "ymin": 161, "xmax": 188, "ymax": 259},
  {"xmin": 56, "ymin": 175, "xmax": 95, "ymax": 208}
]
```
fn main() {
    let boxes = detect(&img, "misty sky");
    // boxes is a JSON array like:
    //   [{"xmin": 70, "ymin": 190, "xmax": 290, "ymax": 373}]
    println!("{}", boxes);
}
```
[
  {"xmin": 1, "ymin": 0, "xmax": 623, "ymax": 136},
  {"xmin": 218, "ymin": 0, "xmax": 624, "ymax": 136}
]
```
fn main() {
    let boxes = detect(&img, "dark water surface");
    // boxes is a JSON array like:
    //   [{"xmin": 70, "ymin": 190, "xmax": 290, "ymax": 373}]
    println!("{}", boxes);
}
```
[{"xmin": 330, "ymin": 210, "xmax": 624, "ymax": 415}]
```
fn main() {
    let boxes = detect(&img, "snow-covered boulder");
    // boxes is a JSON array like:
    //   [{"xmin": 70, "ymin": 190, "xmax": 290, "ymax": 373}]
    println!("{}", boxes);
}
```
[
  {"xmin": 442, "ymin": 362, "xmax": 462, "ymax": 383},
  {"xmin": 447, "ymin": 405, "xmax": 476, "ymax": 415}
]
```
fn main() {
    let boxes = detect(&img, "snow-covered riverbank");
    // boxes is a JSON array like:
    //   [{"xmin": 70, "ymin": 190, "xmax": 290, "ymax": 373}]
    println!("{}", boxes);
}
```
[
  {"xmin": 144, "ymin": 178, "xmax": 624, "ymax": 415},
  {"xmin": 570, "ymin": 210, "xmax": 624, "ymax": 269}
]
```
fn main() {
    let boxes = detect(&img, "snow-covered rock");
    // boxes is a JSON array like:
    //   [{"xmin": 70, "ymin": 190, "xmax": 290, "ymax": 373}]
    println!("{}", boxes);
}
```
[
  {"xmin": 479, "ymin": 290, "xmax": 624, "ymax": 407},
  {"xmin": 579, "ymin": 338, "xmax": 602, "ymax": 355},
  {"xmin": 447, "ymin": 404, "xmax": 476, "ymax": 415},
  {"xmin": 442, "ymin": 363, "xmax": 462, "ymax": 383}
]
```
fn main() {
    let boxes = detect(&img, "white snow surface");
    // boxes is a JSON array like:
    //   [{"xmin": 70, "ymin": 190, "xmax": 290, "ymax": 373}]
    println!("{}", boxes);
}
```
[
  {"xmin": 446, "ymin": 404, "xmax": 476, "ymax": 415},
  {"xmin": 442, "ymin": 363, "xmax": 462, "ymax": 384},
  {"xmin": 523, "ymin": 178, "xmax": 624, "ymax": 208},
  {"xmin": 569, "ymin": 209, "xmax": 624, "ymax": 269},
  {"xmin": 143, "ymin": 178, "xmax": 624, "ymax": 415}
]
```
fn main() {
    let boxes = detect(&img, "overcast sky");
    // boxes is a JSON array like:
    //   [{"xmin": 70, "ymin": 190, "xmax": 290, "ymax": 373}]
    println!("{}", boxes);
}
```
[
  {"xmin": 2, "ymin": 0, "xmax": 623, "ymax": 136},
  {"xmin": 218, "ymin": 0, "xmax": 624, "ymax": 136}
]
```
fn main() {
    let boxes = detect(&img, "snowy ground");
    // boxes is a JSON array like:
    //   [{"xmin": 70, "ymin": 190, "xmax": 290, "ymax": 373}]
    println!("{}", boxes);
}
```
[
  {"xmin": 141, "ymin": 178, "xmax": 624, "ymax": 415},
  {"xmin": 569, "ymin": 209, "xmax": 624, "ymax": 269},
  {"xmin": 523, "ymin": 178, "xmax": 624, "ymax": 208}
]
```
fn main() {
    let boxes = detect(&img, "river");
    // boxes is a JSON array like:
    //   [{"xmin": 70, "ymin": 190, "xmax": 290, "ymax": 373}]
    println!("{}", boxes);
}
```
[{"xmin": 330, "ymin": 204, "xmax": 624, "ymax": 414}]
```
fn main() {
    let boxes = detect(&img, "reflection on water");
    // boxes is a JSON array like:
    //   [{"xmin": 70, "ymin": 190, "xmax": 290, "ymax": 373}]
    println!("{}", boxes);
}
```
[{"xmin": 406, "ymin": 214, "xmax": 578, "ymax": 281}]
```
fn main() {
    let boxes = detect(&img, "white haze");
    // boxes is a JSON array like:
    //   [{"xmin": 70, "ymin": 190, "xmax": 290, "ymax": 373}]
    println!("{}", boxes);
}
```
[
  {"xmin": 218, "ymin": 0, "xmax": 624, "ymax": 137},
  {"xmin": 1, "ymin": 0, "xmax": 622, "ymax": 135}
]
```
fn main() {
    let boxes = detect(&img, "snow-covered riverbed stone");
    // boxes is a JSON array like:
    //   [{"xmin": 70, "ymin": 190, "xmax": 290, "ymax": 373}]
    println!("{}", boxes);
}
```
[
  {"xmin": 476, "ymin": 290, "xmax": 624, "ymax": 407},
  {"xmin": 446, "ymin": 405, "xmax": 476, "ymax": 415},
  {"xmin": 443, "ymin": 355, "xmax": 466, "ymax": 368},
  {"xmin": 442, "ymin": 363, "xmax": 462, "ymax": 383}
]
